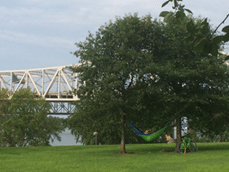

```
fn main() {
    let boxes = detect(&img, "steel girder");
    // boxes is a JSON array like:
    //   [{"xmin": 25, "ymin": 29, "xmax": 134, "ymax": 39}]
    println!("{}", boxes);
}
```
[
  {"xmin": 48, "ymin": 102, "xmax": 76, "ymax": 115},
  {"xmin": 0, "ymin": 64, "xmax": 80, "ymax": 115},
  {"xmin": 0, "ymin": 64, "xmax": 80, "ymax": 102}
]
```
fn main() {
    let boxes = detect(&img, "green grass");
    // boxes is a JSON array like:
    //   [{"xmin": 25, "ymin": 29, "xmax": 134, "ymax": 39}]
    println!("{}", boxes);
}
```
[{"xmin": 1, "ymin": 142, "xmax": 229, "ymax": 172}]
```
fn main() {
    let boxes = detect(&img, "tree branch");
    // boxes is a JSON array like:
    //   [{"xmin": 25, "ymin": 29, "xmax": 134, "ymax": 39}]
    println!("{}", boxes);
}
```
[{"xmin": 212, "ymin": 14, "xmax": 229, "ymax": 36}]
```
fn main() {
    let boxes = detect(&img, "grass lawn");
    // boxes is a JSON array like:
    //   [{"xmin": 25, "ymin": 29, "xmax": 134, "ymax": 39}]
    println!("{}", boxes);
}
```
[{"xmin": 1, "ymin": 142, "xmax": 229, "ymax": 172}]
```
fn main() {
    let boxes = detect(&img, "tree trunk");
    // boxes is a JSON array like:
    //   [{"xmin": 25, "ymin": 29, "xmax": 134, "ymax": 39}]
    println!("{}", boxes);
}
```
[
  {"xmin": 175, "ymin": 117, "xmax": 182, "ymax": 153},
  {"xmin": 120, "ymin": 112, "xmax": 127, "ymax": 154},
  {"xmin": 187, "ymin": 117, "xmax": 190, "ymax": 134}
]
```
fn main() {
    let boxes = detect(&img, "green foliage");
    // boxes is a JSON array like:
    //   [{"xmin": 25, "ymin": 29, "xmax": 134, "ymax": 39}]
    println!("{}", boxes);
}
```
[
  {"xmin": 157, "ymin": 0, "xmax": 229, "ymax": 149},
  {"xmin": 161, "ymin": 0, "xmax": 229, "ymax": 56},
  {"xmin": 189, "ymin": 112, "xmax": 229, "ymax": 143},
  {"xmin": 190, "ymin": 126, "xmax": 229, "ymax": 143},
  {"xmin": 160, "ymin": 0, "xmax": 192, "ymax": 23},
  {"xmin": 222, "ymin": 26, "xmax": 229, "ymax": 33},
  {"xmin": 68, "ymin": 1, "xmax": 229, "ymax": 150},
  {"xmin": 68, "ymin": 14, "xmax": 173, "ymax": 145},
  {"xmin": 161, "ymin": 1, "xmax": 170, "ymax": 8},
  {"xmin": 0, "ymin": 88, "xmax": 65, "ymax": 147}
]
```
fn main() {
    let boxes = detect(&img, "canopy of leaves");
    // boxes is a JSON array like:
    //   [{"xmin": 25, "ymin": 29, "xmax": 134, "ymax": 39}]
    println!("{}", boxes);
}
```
[
  {"xmin": 68, "ymin": 14, "xmax": 173, "ymax": 145},
  {"xmin": 0, "ymin": 88, "xmax": 65, "ymax": 147},
  {"xmin": 69, "ymin": 11, "xmax": 229, "ymax": 146},
  {"xmin": 157, "ymin": 4, "xmax": 229, "ymax": 139},
  {"xmin": 160, "ymin": 0, "xmax": 229, "ymax": 57}
]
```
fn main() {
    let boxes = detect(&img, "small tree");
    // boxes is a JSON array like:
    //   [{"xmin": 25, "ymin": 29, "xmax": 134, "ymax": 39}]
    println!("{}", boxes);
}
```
[
  {"xmin": 0, "ymin": 89, "xmax": 12, "ymax": 147},
  {"xmin": 0, "ymin": 88, "xmax": 65, "ymax": 147}
]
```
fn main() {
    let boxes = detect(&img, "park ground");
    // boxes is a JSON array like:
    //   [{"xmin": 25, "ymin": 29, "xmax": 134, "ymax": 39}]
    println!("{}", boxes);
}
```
[{"xmin": 0, "ymin": 142, "xmax": 229, "ymax": 172}]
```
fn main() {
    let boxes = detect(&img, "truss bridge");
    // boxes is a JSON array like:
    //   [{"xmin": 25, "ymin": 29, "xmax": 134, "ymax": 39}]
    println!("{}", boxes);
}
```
[{"xmin": 0, "ymin": 64, "xmax": 80, "ymax": 115}]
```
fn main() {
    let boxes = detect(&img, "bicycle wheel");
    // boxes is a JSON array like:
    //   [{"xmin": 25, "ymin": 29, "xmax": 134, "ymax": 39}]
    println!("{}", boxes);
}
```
[{"xmin": 189, "ymin": 141, "xmax": 198, "ymax": 152}]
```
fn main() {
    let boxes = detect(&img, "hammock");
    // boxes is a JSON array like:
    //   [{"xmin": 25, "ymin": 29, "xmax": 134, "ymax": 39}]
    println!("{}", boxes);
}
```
[{"xmin": 129, "ymin": 122, "xmax": 171, "ymax": 142}]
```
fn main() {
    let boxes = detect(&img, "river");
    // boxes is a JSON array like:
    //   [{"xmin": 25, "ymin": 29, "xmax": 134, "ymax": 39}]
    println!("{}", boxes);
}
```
[{"xmin": 50, "ymin": 129, "xmax": 83, "ymax": 146}]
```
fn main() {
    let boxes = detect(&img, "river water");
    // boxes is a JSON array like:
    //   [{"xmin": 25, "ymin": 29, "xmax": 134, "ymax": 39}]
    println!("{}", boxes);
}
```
[{"xmin": 49, "ymin": 129, "xmax": 83, "ymax": 146}]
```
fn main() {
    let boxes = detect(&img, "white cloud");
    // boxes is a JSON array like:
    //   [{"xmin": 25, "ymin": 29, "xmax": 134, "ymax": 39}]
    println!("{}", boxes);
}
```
[
  {"xmin": 0, "ymin": 30, "xmax": 75, "ymax": 48},
  {"xmin": 0, "ymin": 0, "xmax": 164, "ymax": 27},
  {"xmin": 0, "ymin": 6, "xmax": 76, "ymax": 26},
  {"xmin": 1, "ymin": 0, "xmax": 229, "ymax": 71}
]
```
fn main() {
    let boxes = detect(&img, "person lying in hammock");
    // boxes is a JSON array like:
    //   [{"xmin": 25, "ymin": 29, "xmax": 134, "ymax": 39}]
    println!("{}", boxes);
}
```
[
  {"xmin": 144, "ymin": 128, "xmax": 153, "ymax": 134},
  {"xmin": 165, "ymin": 135, "xmax": 176, "ymax": 144}
]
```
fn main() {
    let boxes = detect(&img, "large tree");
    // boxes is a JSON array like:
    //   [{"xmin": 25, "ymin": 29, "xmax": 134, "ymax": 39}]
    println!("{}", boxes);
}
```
[
  {"xmin": 68, "ymin": 14, "xmax": 171, "ymax": 154},
  {"xmin": 153, "ymin": 0, "xmax": 229, "ymax": 152},
  {"xmin": 69, "ymin": 1, "xmax": 229, "ymax": 154}
]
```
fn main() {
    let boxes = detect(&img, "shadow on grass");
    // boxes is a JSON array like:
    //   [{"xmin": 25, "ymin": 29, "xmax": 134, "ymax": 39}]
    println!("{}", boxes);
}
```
[
  {"xmin": 0, "ymin": 147, "xmax": 21, "ymax": 155},
  {"xmin": 197, "ymin": 142, "xmax": 229, "ymax": 151},
  {"xmin": 0, "ymin": 145, "xmax": 52, "ymax": 155},
  {"xmin": 1, "ymin": 142, "xmax": 229, "ymax": 156},
  {"xmin": 114, "ymin": 142, "xmax": 229, "ymax": 154}
]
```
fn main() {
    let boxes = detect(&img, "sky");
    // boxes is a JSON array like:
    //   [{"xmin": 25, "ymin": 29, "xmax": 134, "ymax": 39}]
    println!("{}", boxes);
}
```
[{"xmin": 1, "ymin": 0, "xmax": 229, "ymax": 72}]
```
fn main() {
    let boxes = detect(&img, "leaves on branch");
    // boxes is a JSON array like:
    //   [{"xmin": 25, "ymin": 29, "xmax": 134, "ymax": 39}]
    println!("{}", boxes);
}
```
[
  {"xmin": 174, "ymin": 0, "xmax": 178, "ymax": 8},
  {"xmin": 224, "ymin": 55, "xmax": 229, "ymax": 61},
  {"xmin": 184, "ymin": 8, "xmax": 193, "ymax": 14},
  {"xmin": 159, "ymin": 11, "xmax": 170, "ymax": 17},
  {"xmin": 222, "ymin": 25, "xmax": 229, "ymax": 33},
  {"xmin": 0, "ymin": 88, "xmax": 64, "ymax": 147},
  {"xmin": 164, "ymin": 12, "xmax": 174, "ymax": 23},
  {"xmin": 223, "ymin": 34, "xmax": 229, "ymax": 42},
  {"xmin": 200, "ymin": 18, "xmax": 210, "ymax": 34},
  {"xmin": 211, "ymin": 43, "xmax": 219, "ymax": 56},
  {"xmin": 175, "ymin": 11, "xmax": 185, "ymax": 19},
  {"xmin": 186, "ymin": 20, "xmax": 196, "ymax": 34},
  {"xmin": 161, "ymin": 1, "xmax": 170, "ymax": 8},
  {"xmin": 213, "ymin": 36, "xmax": 224, "ymax": 44},
  {"xmin": 194, "ymin": 38, "xmax": 207, "ymax": 51}
]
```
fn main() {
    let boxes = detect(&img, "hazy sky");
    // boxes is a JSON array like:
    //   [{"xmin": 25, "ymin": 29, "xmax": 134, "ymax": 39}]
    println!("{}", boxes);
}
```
[{"xmin": 1, "ymin": 0, "xmax": 229, "ymax": 72}]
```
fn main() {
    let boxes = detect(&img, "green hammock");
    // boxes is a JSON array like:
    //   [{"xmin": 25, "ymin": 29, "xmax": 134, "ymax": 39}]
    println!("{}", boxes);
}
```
[{"xmin": 129, "ymin": 122, "xmax": 171, "ymax": 142}]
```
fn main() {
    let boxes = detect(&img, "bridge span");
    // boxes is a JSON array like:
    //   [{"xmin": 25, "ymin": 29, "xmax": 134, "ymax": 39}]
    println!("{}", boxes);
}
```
[
  {"xmin": 0, "ymin": 64, "xmax": 80, "ymax": 115},
  {"xmin": 1, "ymin": 52, "xmax": 229, "ymax": 115}
]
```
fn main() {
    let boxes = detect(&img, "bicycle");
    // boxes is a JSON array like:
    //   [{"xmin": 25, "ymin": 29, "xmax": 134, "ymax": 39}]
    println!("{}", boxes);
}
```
[{"xmin": 179, "ymin": 133, "xmax": 198, "ymax": 153}]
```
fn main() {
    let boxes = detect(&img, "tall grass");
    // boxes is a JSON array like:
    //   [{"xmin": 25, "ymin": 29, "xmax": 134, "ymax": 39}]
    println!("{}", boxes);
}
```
[{"xmin": 0, "ymin": 142, "xmax": 229, "ymax": 172}]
